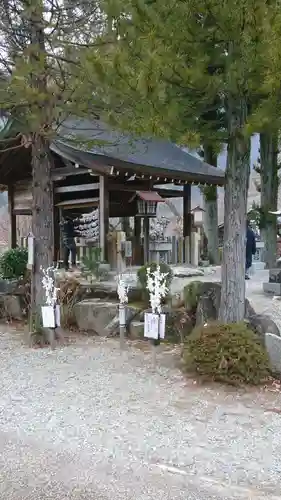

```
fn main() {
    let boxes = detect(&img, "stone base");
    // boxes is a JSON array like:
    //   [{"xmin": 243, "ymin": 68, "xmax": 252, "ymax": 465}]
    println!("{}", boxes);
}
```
[{"xmin": 263, "ymin": 282, "xmax": 281, "ymax": 295}]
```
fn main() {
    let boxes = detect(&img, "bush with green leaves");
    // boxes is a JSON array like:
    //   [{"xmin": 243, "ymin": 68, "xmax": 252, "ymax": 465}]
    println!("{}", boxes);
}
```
[
  {"xmin": 184, "ymin": 322, "xmax": 270, "ymax": 385},
  {"xmin": 183, "ymin": 281, "xmax": 202, "ymax": 311},
  {"xmin": 81, "ymin": 247, "xmax": 102, "ymax": 281},
  {"xmin": 0, "ymin": 247, "xmax": 28, "ymax": 279},
  {"xmin": 137, "ymin": 262, "xmax": 173, "ymax": 305}
]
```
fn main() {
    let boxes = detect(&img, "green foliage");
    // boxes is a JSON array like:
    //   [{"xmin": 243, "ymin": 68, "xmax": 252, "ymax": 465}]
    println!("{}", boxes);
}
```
[
  {"xmin": 0, "ymin": 247, "xmax": 28, "ymax": 279},
  {"xmin": 183, "ymin": 281, "xmax": 202, "ymax": 311},
  {"xmin": 81, "ymin": 247, "xmax": 102, "ymax": 281},
  {"xmin": 137, "ymin": 262, "xmax": 173, "ymax": 304},
  {"xmin": 184, "ymin": 322, "xmax": 270, "ymax": 385},
  {"xmin": 248, "ymin": 202, "xmax": 278, "ymax": 230},
  {"xmin": 90, "ymin": 0, "xmax": 278, "ymax": 144},
  {"xmin": 0, "ymin": 1, "xmax": 107, "ymax": 138},
  {"xmin": 165, "ymin": 308, "xmax": 194, "ymax": 344}
]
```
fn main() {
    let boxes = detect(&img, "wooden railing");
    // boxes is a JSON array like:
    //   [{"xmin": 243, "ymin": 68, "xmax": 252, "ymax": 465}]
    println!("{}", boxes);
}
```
[{"xmin": 19, "ymin": 236, "xmax": 93, "ymax": 264}]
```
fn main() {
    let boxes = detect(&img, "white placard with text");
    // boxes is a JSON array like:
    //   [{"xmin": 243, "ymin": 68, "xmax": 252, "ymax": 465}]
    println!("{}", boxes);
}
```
[{"xmin": 144, "ymin": 313, "xmax": 166, "ymax": 340}]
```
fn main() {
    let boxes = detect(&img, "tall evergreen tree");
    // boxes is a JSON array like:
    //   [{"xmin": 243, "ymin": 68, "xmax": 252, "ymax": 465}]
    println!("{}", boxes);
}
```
[
  {"xmin": 0, "ymin": 0, "xmax": 106, "ymax": 306},
  {"xmin": 87, "ymin": 0, "xmax": 272, "ymax": 321}
]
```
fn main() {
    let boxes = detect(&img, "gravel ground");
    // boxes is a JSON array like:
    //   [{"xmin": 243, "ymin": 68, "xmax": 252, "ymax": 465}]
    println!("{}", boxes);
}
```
[{"xmin": 0, "ymin": 329, "xmax": 281, "ymax": 500}]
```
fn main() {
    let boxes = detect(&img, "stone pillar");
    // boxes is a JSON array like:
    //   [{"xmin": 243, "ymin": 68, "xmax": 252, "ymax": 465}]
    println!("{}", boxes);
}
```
[
  {"xmin": 190, "ymin": 231, "xmax": 200, "ymax": 267},
  {"xmin": 252, "ymin": 241, "xmax": 265, "ymax": 272},
  {"xmin": 8, "ymin": 185, "xmax": 16, "ymax": 248},
  {"xmin": 116, "ymin": 230, "xmax": 126, "ymax": 273},
  {"xmin": 143, "ymin": 217, "xmax": 150, "ymax": 264}
]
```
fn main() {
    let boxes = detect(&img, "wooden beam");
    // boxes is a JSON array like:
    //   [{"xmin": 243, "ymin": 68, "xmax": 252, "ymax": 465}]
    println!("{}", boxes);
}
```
[
  {"xmin": 55, "ymin": 182, "xmax": 99, "ymax": 194},
  {"xmin": 56, "ymin": 197, "xmax": 99, "ymax": 207},
  {"xmin": 108, "ymin": 181, "xmax": 151, "ymax": 192},
  {"xmin": 51, "ymin": 166, "xmax": 90, "ymax": 179},
  {"xmin": 8, "ymin": 185, "xmax": 17, "ymax": 248},
  {"xmin": 99, "ymin": 175, "xmax": 109, "ymax": 262},
  {"xmin": 53, "ymin": 188, "xmax": 60, "ymax": 264},
  {"xmin": 133, "ymin": 217, "xmax": 142, "ymax": 265}
]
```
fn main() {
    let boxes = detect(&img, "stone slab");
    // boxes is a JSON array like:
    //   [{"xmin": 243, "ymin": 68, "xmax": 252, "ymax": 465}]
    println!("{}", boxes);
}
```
[
  {"xmin": 265, "ymin": 333, "xmax": 281, "ymax": 374},
  {"xmin": 129, "ymin": 321, "xmax": 144, "ymax": 340},
  {"xmin": 73, "ymin": 298, "xmax": 118, "ymax": 335},
  {"xmin": 172, "ymin": 266, "xmax": 204, "ymax": 278},
  {"xmin": 263, "ymin": 282, "xmax": 281, "ymax": 295}
]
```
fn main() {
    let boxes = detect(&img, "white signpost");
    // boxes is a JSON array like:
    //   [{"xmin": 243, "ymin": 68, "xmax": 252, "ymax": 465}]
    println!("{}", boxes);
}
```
[
  {"xmin": 117, "ymin": 275, "xmax": 129, "ymax": 349},
  {"xmin": 27, "ymin": 232, "xmax": 35, "ymax": 270},
  {"xmin": 41, "ymin": 267, "xmax": 60, "ymax": 349},
  {"xmin": 144, "ymin": 266, "xmax": 169, "ymax": 367}
]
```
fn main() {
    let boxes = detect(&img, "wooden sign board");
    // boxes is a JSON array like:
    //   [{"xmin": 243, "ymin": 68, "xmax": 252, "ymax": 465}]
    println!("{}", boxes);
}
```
[{"xmin": 41, "ymin": 305, "xmax": 61, "ymax": 328}]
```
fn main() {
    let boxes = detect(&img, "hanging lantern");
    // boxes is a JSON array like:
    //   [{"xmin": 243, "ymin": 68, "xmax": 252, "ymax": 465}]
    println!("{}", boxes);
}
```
[
  {"xmin": 191, "ymin": 205, "xmax": 205, "ymax": 226},
  {"xmin": 135, "ymin": 191, "xmax": 164, "ymax": 217}
]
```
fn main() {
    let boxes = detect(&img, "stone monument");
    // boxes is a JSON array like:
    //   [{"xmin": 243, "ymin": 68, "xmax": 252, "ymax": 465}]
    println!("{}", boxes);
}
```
[{"xmin": 263, "ymin": 260, "xmax": 281, "ymax": 295}]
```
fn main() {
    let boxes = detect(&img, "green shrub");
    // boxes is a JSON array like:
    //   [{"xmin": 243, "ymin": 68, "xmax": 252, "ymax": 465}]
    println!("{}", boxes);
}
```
[
  {"xmin": 81, "ymin": 247, "xmax": 102, "ymax": 281},
  {"xmin": 165, "ymin": 308, "xmax": 194, "ymax": 344},
  {"xmin": 0, "ymin": 247, "xmax": 28, "ymax": 279},
  {"xmin": 137, "ymin": 262, "xmax": 173, "ymax": 304},
  {"xmin": 183, "ymin": 321, "xmax": 270, "ymax": 385},
  {"xmin": 183, "ymin": 281, "xmax": 202, "ymax": 310}
]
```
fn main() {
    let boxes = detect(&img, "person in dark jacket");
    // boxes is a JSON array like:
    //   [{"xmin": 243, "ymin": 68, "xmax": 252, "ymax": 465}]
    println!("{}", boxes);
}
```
[
  {"xmin": 60, "ymin": 216, "xmax": 77, "ymax": 270},
  {"xmin": 245, "ymin": 220, "xmax": 256, "ymax": 280}
]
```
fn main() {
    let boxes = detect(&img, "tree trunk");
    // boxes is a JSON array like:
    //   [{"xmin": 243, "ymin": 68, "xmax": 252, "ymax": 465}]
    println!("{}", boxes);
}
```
[
  {"xmin": 203, "ymin": 145, "xmax": 219, "ymax": 264},
  {"xmin": 32, "ymin": 135, "xmax": 54, "ymax": 307},
  {"xmin": 218, "ymin": 97, "xmax": 250, "ymax": 323},
  {"xmin": 28, "ymin": 1, "xmax": 54, "ymax": 307},
  {"xmin": 260, "ymin": 131, "xmax": 278, "ymax": 269}
]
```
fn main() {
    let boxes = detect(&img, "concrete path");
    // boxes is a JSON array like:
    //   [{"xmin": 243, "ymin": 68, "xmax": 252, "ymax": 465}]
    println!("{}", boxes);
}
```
[{"xmin": 0, "ymin": 328, "xmax": 281, "ymax": 499}]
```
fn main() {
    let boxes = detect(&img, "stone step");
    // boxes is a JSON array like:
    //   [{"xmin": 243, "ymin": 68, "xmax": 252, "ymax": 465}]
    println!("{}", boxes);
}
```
[{"xmin": 73, "ymin": 299, "xmax": 142, "ymax": 335}]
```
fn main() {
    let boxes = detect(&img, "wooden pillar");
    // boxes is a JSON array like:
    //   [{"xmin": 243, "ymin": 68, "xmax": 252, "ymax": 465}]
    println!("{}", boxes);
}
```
[
  {"xmin": 8, "ymin": 185, "xmax": 16, "ymax": 248},
  {"xmin": 99, "ymin": 175, "xmax": 109, "ymax": 262},
  {"xmin": 53, "ymin": 204, "xmax": 60, "ymax": 265},
  {"xmin": 133, "ymin": 216, "xmax": 142, "ymax": 265},
  {"xmin": 143, "ymin": 217, "xmax": 150, "ymax": 264},
  {"xmin": 183, "ymin": 184, "xmax": 192, "ymax": 263}
]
